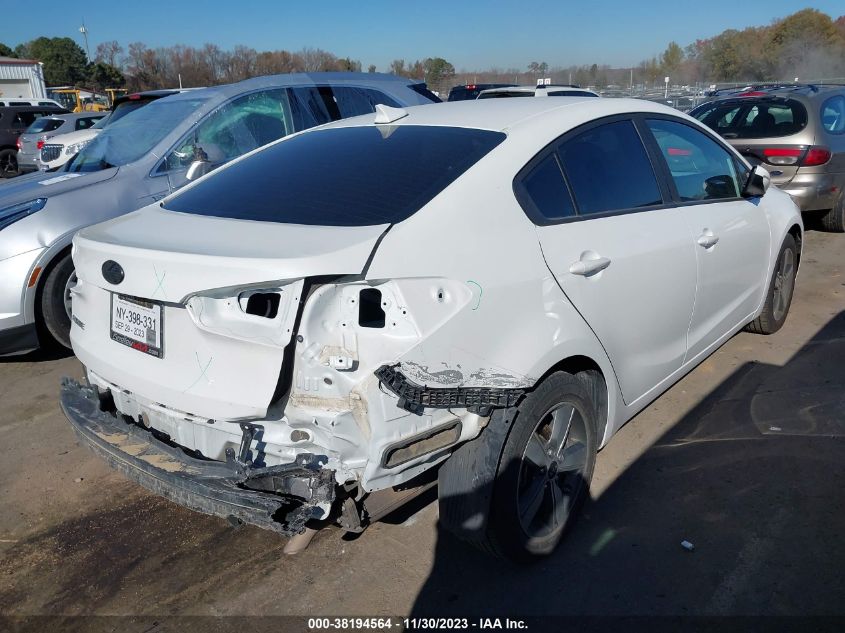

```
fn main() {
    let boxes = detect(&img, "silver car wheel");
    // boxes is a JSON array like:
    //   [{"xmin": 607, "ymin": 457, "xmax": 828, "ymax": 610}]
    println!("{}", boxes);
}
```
[
  {"xmin": 517, "ymin": 402, "xmax": 588, "ymax": 539},
  {"xmin": 772, "ymin": 248, "xmax": 795, "ymax": 322},
  {"xmin": 63, "ymin": 271, "xmax": 77, "ymax": 321}
]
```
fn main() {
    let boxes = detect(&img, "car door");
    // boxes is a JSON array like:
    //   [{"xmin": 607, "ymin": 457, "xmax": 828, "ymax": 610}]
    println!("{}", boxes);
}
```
[
  {"xmin": 642, "ymin": 117, "xmax": 771, "ymax": 361},
  {"xmin": 522, "ymin": 117, "xmax": 698, "ymax": 404}
]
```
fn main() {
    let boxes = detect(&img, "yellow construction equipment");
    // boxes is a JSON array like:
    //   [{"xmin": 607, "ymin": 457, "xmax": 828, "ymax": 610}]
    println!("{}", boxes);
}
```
[
  {"xmin": 49, "ymin": 89, "xmax": 110, "ymax": 113},
  {"xmin": 105, "ymin": 88, "xmax": 128, "ymax": 107}
]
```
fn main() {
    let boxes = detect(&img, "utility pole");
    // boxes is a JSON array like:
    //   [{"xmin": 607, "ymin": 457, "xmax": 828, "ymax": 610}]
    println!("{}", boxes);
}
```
[{"xmin": 79, "ymin": 20, "xmax": 91, "ymax": 63}]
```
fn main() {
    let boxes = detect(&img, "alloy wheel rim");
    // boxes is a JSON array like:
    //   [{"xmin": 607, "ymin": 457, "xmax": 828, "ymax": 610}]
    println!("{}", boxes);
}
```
[
  {"xmin": 63, "ymin": 272, "xmax": 77, "ymax": 320},
  {"xmin": 516, "ymin": 402, "xmax": 588, "ymax": 539},
  {"xmin": 772, "ymin": 248, "xmax": 795, "ymax": 322}
]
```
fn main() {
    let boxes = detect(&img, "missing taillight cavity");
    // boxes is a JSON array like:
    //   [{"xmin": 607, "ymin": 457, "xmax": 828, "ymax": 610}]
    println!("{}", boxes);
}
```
[
  {"xmin": 245, "ymin": 292, "xmax": 281, "ymax": 319},
  {"xmin": 358, "ymin": 288, "xmax": 385, "ymax": 328}
]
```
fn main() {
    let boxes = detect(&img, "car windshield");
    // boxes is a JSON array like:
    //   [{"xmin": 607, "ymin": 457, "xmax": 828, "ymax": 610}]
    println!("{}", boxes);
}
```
[
  {"xmin": 691, "ymin": 98, "xmax": 808, "ymax": 139},
  {"xmin": 67, "ymin": 98, "xmax": 207, "ymax": 172},
  {"xmin": 26, "ymin": 118, "xmax": 64, "ymax": 134},
  {"xmin": 164, "ymin": 125, "xmax": 506, "ymax": 226}
]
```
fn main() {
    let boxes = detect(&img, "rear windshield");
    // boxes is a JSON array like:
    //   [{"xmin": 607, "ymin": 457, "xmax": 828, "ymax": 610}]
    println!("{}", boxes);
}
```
[
  {"xmin": 478, "ymin": 91, "xmax": 534, "ymax": 99},
  {"xmin": 26, "ymin": 118, "xmax": 64, "ymax": 134},
  {"xmin": 692, "ymin": 98, "xmax": 808, "ymax": 139},
  {"xmin": 548, "ymin": 90, "xmax": 598, "ymax": 97},
  {"xmin": 164, "ymin": 125, "xmax": 505, "ymax": 226}
]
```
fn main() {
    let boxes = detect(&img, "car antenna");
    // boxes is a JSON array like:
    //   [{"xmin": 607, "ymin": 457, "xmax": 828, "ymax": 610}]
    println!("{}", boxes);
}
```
[{"xmin": 374, "ymin": 104, "xmax": 408, "ymax": 124}]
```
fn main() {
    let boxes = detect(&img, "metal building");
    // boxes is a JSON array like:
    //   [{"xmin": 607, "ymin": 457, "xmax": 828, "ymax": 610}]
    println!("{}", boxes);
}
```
[{"xmin": 0, "ymin": 57, "xmax": 47, "ymax": 100}]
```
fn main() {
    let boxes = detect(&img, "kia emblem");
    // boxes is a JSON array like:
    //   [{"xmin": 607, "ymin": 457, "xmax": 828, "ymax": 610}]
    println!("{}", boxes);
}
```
[{"xmin": 102, "ymin": 260, "xmax": 124, "ymax": 285}]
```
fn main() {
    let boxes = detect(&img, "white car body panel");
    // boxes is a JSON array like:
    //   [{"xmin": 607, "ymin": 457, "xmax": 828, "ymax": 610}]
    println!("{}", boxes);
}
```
[
  {"xmin": 682, "ymin": 199, "xmax": 771, "ymax": 359},
  {"xmin": 67, "ymin": 97, "xmax": 803, "ymax": 503},
  {"xmin": 536, "ymin": 210, "xmax": 697, "ymax": 404}
]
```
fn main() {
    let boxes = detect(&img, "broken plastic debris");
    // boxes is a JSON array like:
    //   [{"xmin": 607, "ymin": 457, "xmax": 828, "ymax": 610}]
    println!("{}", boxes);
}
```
[
  {"xmin": 681, "ymin": 540, "xmax": 695, "ymax": 551},
  {"xmin": 74, "ymin": 477, "xmax": 84, "ymax": 483}
]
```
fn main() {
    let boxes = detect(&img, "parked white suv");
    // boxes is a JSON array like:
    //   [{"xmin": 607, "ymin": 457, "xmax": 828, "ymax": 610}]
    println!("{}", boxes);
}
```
[
  {"xmin": 62, "ymin": 98, "xmax": 801, "ymax": 561},
  {"xmin": 37, "ymin": 114, "xmax": 109, "ymax": 171}
]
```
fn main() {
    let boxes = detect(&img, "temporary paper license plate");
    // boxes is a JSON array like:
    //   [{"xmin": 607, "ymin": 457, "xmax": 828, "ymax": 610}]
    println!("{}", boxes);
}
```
[{"xmin": 110, "ymin": 294, "xmax": 163, "ymax": 358}]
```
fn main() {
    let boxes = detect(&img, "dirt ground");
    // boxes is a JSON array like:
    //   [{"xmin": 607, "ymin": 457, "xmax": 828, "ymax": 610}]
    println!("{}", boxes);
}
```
[{"xmin": 0, "ymin": 229, "xmax": 843, "ymax": 629}]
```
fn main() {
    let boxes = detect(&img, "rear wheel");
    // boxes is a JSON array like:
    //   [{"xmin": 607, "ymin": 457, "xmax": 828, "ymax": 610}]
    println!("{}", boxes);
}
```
[
  {"xmin": 38, "ymin": 252, "xmax": 77, "ymax": 349},
  {"xmin": 485, "ymin": 372, "xmax": 597, "ymax": 561},
  {"xmin": 745, "ymin": 233, "xmax": 797, "ymax": 335},
  {"xmin": 0, "ymin": 149, "xmax": 18, "ymax": 178},
  {"xmin": 820, "ymin": 192, "xmax": 845, "ymax": 233}
]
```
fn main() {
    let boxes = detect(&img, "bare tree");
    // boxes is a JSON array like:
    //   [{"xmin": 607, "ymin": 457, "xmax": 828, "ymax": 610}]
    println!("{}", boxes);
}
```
[{"xmin": 95, "ymin": 40, "xmax": 124, "ymax": 68}]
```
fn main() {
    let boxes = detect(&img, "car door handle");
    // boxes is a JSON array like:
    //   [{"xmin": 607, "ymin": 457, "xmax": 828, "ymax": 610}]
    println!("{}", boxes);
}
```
[
  {"xmin": 697, "ymin": 232, "xmax": 719, "ymax": 248},
  {"xmin": 569, "ymin": 256, "xmax": 611, "ymax": 276}
]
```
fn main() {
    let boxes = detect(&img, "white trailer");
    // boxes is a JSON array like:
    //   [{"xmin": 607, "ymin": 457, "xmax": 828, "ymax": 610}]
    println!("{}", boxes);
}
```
[{"xmin": 0, "ymin": 57, "xmax": 47, "ymax": 100}]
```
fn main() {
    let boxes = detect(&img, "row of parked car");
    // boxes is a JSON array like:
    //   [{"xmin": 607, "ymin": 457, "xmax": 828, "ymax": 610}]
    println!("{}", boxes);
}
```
[{"xmin": 2, "ymin": 71, "xmax": 843, "ymax": 561}]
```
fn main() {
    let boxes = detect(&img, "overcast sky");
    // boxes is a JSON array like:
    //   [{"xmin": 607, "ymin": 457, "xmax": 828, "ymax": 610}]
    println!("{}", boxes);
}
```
[{"xmin": 3, "ymin": 1, "xmax": 843, "ymax": 71}]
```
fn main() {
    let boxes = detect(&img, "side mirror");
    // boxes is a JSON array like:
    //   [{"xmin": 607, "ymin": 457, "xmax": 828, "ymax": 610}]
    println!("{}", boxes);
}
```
[
  {"xmin": 742, "ymin": 165, "xmax": 771, "ymax": 198},
  {"xmin": 185, "ymin": 159, "xmax": 211, "ymax": 182}
]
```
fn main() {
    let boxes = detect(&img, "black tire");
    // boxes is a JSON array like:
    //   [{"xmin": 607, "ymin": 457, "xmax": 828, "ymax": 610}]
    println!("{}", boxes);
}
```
[
  {"xmin": 38, "ymin": 252, "xmax": 76, "ymax": 349},
  {"xmin": 0, "ymin": 149, "xmax": 18, "ymax": 178},
  {"xmin": 485, "ymin": 372, "xmax": 597, "ymax": 561},
  {"xmin": 820, "ymin": 192, "xmax": 845, "ymax": 233},
  {"xmin": 745, "ymin": 233, "xmax": 797, "ymax": 335}
]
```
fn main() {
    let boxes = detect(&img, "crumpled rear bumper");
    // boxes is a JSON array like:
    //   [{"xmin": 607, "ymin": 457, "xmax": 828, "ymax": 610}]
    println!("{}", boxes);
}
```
[{"xmin": 60, "ymin": 377, "xmax": 335, "ymax": 536}]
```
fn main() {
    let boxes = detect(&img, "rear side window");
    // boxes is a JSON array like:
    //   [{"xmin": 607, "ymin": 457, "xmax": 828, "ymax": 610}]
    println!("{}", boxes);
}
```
[
  {"xmin": 164, "ymin": 126, "xmax": 505, "ymax": 226},
  {"xmin": 558, "ymin": 120, "xmax": 662, "ymax": 215},
  {"xmin": 331, "ymin": 87, "xmax": 400, "ymax": 118},
  {"xmin": 76, "ymin": 116, "xmax": 102, "ymax": 130},
  {"xmin": 647, "ymin": 119, "xmax": 742, "ymax": 201},
  {"xmin": 693, "ymin": 99, "xmax": 808, "ymax": 138},
  {"xmin": 821, "ymin": 95, "xmax": 845, "ymax": 134},
  {"xmin": 26, "ymin": 118, "xmax": 64, "ymax": 134},
  {"xmin": 518, "ymin": 154, "xmax": 575, "ymax": 222},
  {"xmin": 289, "ymin": 86, "xmax": 336, "ymax": 128},
  {"xmin": 409, "ymin": 83, "xmax": 441, "ymax": 103}
]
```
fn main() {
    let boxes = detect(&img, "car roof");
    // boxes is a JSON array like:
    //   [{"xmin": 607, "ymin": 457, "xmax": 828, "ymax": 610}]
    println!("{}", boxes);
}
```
[
  {"xmin": 325, "ymin": 97, "xmax": 684, "ymax": 134},
  {"xmin": 705, "ymin": 83, "xmax": 845, "ymax": 104},
  {"xmin": 159, "ymin": 71, "xmax": 428, "ymax": 104}
]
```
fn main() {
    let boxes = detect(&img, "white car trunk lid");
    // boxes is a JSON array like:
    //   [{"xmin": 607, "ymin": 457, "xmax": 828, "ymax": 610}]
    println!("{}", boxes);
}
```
[{"xmin": 71, "ymin": 205, "xmax": 388, "ymax": 420}]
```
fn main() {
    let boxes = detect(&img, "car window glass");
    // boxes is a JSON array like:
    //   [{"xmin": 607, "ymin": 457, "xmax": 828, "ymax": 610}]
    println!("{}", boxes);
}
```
[
  {"xmin": 694, "ymin": 99, "xmax": 807, "ymax": 139},
  {"xmin": 68, "ymin": 98, "xmax": 207, "ymax": 173},
  {"xmin": 288, "ymin": 86, "xmax": 337, "ymax": 129},
  {"xmin": 161, "ymin": 89, "xmax": 292, "ymax": 175},
  {"xmin": 548, "ymin": 90, "xmax": 598, "ymax": 97},
  {"xmin": 76, "ymin": 117, "xmax": 100, "ymax": 130},
  {"xmin": 558, "ymin": 120, "xmax": 662, "ymax": 215},
  {"xmin": 693, "ymin": 103, "xmax": 741, "ymax": 133},
  {"xmin": 164, "ymin": 126, "xmax": 505, "ymax": 226},
  {"xmin": 331, "ymin": 87, "xmax": 401, "ymax": 118},
  {"xmin": 647, "ymin": 119, "xmax": 741, "ymax": 201},
  {"xmin": 26, "ymin": 118, "xmax": 63, "ymax": 134},
  {"xmin": 519, "ymin": 153, "xmax": 576, "ymax": 221},
  {"xmin": 821, "ymin": 95, "xmax": 845, "ymax": 134}
]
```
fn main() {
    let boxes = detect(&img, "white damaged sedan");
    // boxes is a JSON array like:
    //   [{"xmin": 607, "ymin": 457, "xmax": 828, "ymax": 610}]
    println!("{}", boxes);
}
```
[{"xmin": 62, "ymin": 98, "xmax": 802, "ymax": 561}]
